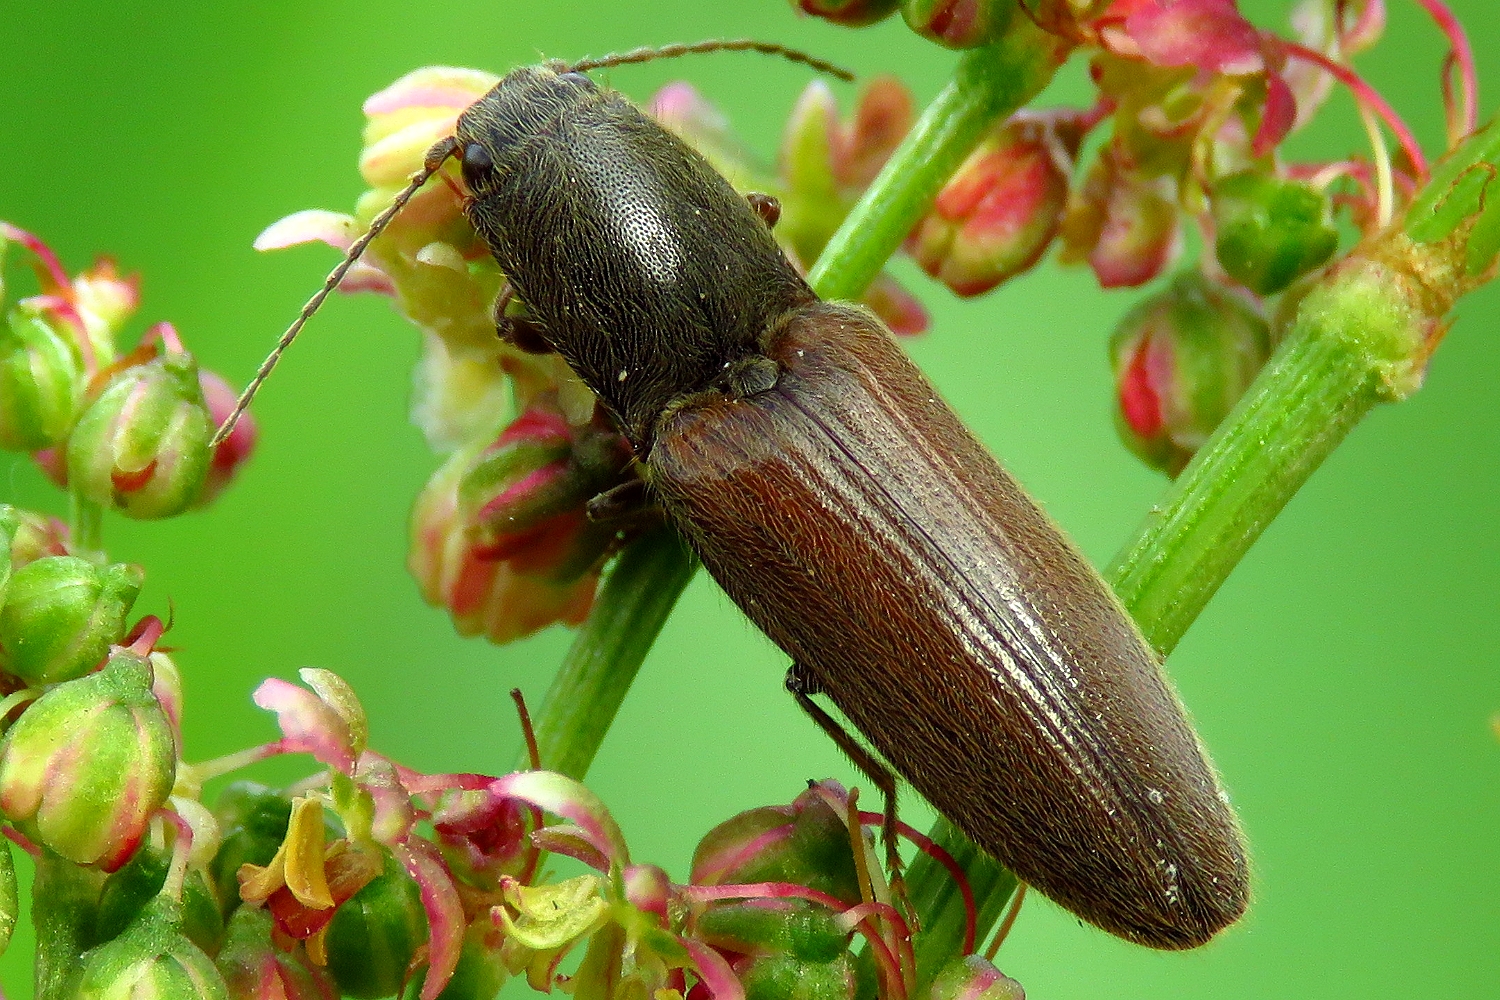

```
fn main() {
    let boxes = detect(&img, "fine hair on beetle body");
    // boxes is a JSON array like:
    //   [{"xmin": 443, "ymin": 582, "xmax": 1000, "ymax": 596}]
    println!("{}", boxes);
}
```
[{"xmin": 229, "ymin": 43, "xmax": 1251, "ymax": 952}]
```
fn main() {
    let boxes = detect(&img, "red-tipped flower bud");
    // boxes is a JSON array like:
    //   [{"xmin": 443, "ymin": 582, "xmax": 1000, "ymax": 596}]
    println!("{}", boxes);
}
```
[
  {"xmin": 0, "ymin": 304, "xmax": 85, "ymax": 452},
  {"xmin": 68, "ymin": 328, "xmax": 214, "ymax": 519},
  {"xmin": 1110, "ymin": 271, "xmax": 1272, "ymax": 476},
  {"xmin": 0, "ymin": 505, "xmax": 68, "ymax": 572},
  {"xmin": 691, "ymin": 782, "xmax": 862, "ymax": 905},
  {"xmin": 908, "ymin": 118, "xmax": 1070, "ymax": 296},
  {"xmin": 795, "ymin": 0, "xmax": 901, "ymax": 27},
  {"xmin": 900, "ymin": 0, "xmax": 1014, "ymax": 49},
  {"xmin": 70, "ymin": 895, "xmax": 230, "ymax": 1000},
  {"xmin": 0, "ymin": 556, "xmax": 143, "ymax": 685},
  {"xmin": 196, "ymin": 369, "xmax": 257, "ymax": 508},
  {"xmin": 0, "ymin": 645, "xmax": 176, "ymax": 869},
  {"xmin": 411, "ymin": 401, "xmax": 628, "ymax": 644},
  {"xmin": 929, "ymin": 956, "xmax": 1024, "ymax": 1000},
  {"xmin": 1212, "ymin": 171, "xmax": 1339, "ymax": 296}
]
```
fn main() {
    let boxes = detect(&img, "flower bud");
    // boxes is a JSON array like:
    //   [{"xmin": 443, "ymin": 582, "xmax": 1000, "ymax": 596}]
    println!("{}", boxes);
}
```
[
  {"xmin": 928, "ymin": 955, "xmax": 1024, "ymax": 1000},
  {"xmin": 1062, "ymin": 147, "xmax": 1181, "ymax": 289},
  {"xmin": 738, "ymin": 954, "xmax": 857, "ymax": 1000},
  {"xmin": 1212, "ymin": 171, "xmax": 1339, "ymax": 295},
  {"xmin": 195, "ymin": 369, "xmax": 257, "ymax": 508},
  {"xmin": 95, "ymin": 848, "xmax": 224, "ymax": 954},
  {"xmin": 908, "ymin": 118, "xmax": 1070, "ymax": 296},
  {"xmin": 695, "ymin": 902, "xmax": 850, "ymax": 962},
  {"xmin": 0, "ymin": 646, "xmax": 176, "ymax": 869},
  {"xmin": 323, "ymin": 855, "xmax": 428, "ymax": 1000},
  {"xmin": 1110, "ymin": 271, "xmax": 1272, "ymax": 476},
  {"xmin": 411, "ymin": 403, "xmax": 627, "ymax": 644},
  {"xmin": 209, "ymin": 782, "xmax": 292, "ymax": 916},
  {"xmin": 0, "ymin": 304, "xmax": 85, "ymax": 452},
  {"xmin": 69, "ymin": 895, "xmax": 230, "ymax": 1000},
  {"xmin": 68, "ymin": 333, "xmax": 214, "ymax": 519},
  {"xmin": 795, "ymin": 0, "xmax": 901, "ymax": 27},
  {"xmin": 0, "ymin": 556, "xmax": 143, "ymax": 685},
  {"xmin": 900, "ymin": 0, "xmax": 1015, "ymax": 49},
  {"xmin": 691, "ymin": 782, "xmax": 861, "ymax": 905},
  {"xmin": 217, "ymin": 907, "xmax": 337, "ymax": 1000},
  {"xmin": 400, "ymin": 919, "xmax": 508, "ymax": 1000},
  {"xmin": 0, "ymin": 505, "xmax": 69, "ymax": 570}
]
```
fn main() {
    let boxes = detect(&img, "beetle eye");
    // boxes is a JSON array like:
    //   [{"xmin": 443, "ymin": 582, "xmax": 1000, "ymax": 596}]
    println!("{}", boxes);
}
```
[{"xmin": 461, "ymin": 142, "xmax": 495, "ymax": 191}]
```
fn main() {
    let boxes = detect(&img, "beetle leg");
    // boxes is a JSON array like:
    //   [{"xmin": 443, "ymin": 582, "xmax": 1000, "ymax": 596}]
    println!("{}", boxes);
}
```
[
  {"xmin": 494, "ymin": 280, "xmax": 553, "ymax": 355},
  {"xmin": 586, "ymin": 477, "xmax": 661, "ymax": 528},
  {"xmin": 786, "ymin": 665, "xmax": 908, "ymax": 893},
  {"xmin": 746, "ymin": 192, "xmax": 781, "ymax": 229}
]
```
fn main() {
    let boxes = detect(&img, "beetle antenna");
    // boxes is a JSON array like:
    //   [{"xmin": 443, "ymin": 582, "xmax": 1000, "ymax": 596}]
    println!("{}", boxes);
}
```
[
  {"xmin": 210, "ymin": 138, "xmax": 460, "ymax": 449},
  {"xmin": 567, "ymin": 39, "xmax": 854, "ymax": 83}
]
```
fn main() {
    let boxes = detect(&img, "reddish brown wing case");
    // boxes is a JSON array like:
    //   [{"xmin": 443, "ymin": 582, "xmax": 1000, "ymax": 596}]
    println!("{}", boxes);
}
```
[{"xmin": 646, "ymin": 302, "xmax": 1249, "ymax": 949}]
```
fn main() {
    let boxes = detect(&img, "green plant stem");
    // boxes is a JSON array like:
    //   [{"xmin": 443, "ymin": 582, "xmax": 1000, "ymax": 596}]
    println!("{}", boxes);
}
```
[
  {"xmin": 522, "ymin": 524, "xmax": 698, "ymax": 780},
  {"xmin": 68, "ymin": 493, "xmax": 103, "ymax": 563},
  {"xmin": 32, "ymin": 850, "xmax": 103, "ymax": 1000},
  {"xmin": 807, "ymin": 19, "xmax": 1070, "ymax": 302},
  {"xmin": 904, "ymin": 234, "xmax": 1453, "ymax": 983}
]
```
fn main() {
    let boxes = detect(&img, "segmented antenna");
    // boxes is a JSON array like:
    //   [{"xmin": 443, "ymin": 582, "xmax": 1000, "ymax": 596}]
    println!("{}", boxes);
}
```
[
  {"xmin": 209, "ymin": 138, "xmax": 460, "ymax": 449},
  {"xmin": 567, "ymin": 39, "xmax": 854, "ymax": 83}
]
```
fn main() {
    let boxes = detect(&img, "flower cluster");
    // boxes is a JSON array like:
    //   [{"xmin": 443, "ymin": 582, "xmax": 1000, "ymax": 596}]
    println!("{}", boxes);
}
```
[
  {"xmin": 803, "ymin": 0, "xmax": 1479, "ymax": 475},
  {"xmin": 0, "ymin": 226, "xmax": 255, "ymax": 516}
]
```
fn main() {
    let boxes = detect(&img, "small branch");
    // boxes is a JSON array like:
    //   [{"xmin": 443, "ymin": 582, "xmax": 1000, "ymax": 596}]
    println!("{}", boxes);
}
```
[
  {"xmin": 807, "ymin": 17, "xmax": 1071, "ymax": 301},
  {"xmin": 523, "ymin": 524, "xmax": 698, "ymax": 779}
]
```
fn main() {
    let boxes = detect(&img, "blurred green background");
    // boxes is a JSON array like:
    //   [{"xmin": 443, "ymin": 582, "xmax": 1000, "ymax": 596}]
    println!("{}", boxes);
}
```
[{"xmin": 1, "ymin": 0, "xmax": 1497, "ymax": 996}]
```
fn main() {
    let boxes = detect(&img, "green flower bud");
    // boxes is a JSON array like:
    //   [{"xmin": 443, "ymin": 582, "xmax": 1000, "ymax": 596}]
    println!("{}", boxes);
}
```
[
  {"xmin": 0, "ymin": 304, "xmax": 84, "ymax": 452},
  {"xmin": 0, "ymin": 556, "xmax": 143, "ymax": 685},
  {"xmin": 1212, "ymin": 171, "xmax": 1339, "ymax": 295},
  {"xmin": 401, "ymin": 919, "xmax": 507, "ymax": 1000},
  {"xmin": 692, "ymin": 785, "xmax": 862, "ymax": 905},
  {"xmin": 323, "ymin": 854, "xmax": 427, "ymax": 999},
  {"xmin": 68, "ymin": 340, "xmax": 213, "ymax": 520},
  {"xmin": 740, "ymin": 954, "xmax": 856, "ymax": 1000},
  {"xmin": 900, "ymin": 0, "xmax": 1015, "ymax": 49},
  {"xmin": 69, "ymin": 895, "xmax": 229, "ymax": 1000},
  {"xmin": 695, "ymin": 902, "xmax": 850, "ymax": 962},
  {"xmin": 0, "ymin": 647, "xmax": 176, "ymax": 869},
  {"xmin": 209, "ymin": 783, "xmax": 292, "ymax": 916},
  {"xmin": 928, "ymin": 956, "xmax": 1023, "ymax": 1000},
  {"xmin": 1110, "ymin": 271, "xmax": 1272, "ymax": 476},
  {"xmin": 96, "ymin": 848, "xmax": 224, "ymax": 954},
  {"xmin": 0, "ymin": 504, "xmax": 69, "ymax": 571},
  {"xmin": 217, "ymin": 907, "xmax": 337, "ymax": 1000}
]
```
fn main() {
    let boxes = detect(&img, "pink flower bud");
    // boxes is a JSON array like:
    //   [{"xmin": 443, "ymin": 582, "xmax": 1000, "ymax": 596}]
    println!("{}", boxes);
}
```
[
  {"xmin": 0, "ymin": 555, "xmax": 143, "ymax": 685},
  {"xmin": 1062, "ymin": 144, "xmax": 1181, "ymax": 288},
  {"xmin": 908, "ymin": 118, "xmax": 1071, "ymax": 296},
  {"xmin": 195, "ymin": 369, "xmax": 257, "ymax": 508},
  {"xmin": 67, "ymin": 326, "xmax": 214, "ymax": 519},
  {"xmin": 1110, "ymin": 271, "xmax": 1271, "ymax": 475},
  {"xmin": 0, "ymin": 645, "xmax": 176, "ymax": 869},
  {"xmin": 0, "ymin": 505, "xmax": 68, "ymax": 571},
  {"xmin": 928, "ymin": 955, "xmax": 1024, "ymax": 1000},
  {"xmin": 795, "ymin": 0, "xmax": 901, "ymax": 27},
  {"xmin": 410, "ymin": 403, "xmax": 629, "ymax": 645}
]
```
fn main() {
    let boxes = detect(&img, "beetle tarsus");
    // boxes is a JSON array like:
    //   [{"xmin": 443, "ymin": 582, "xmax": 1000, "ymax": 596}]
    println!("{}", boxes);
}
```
[{"xmin": 494, "ymin": 282, "xmax": 554, "ymax": 354}]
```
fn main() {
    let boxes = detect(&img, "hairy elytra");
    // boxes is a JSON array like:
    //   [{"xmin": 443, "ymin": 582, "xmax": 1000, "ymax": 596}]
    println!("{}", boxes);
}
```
[{"xmin": 446, "ymin": 62, "xmax": 1250, "ymax": 949}]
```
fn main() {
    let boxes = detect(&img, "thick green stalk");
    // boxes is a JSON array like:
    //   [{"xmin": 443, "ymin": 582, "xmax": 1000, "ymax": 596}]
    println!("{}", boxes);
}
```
[
  {"xmin": 808, "ymin": 19, "xmax": 1070, "ymax": 302},
  {"xmin": 33, "ymin": 850, "xmax": 103, "ymax": 1000},
  {"xmin": 905, "ymin": 233, "xmax": 1457, "ymax": 981},
  {"xmin": 523, "ymin": 524, "xmax": 698, "ymax": 779},
  {"xmin": 68, "ymin": 493, "xmax": 103, "ymax": 563}
]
